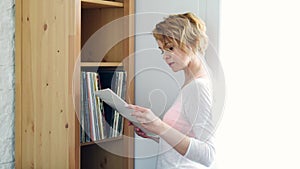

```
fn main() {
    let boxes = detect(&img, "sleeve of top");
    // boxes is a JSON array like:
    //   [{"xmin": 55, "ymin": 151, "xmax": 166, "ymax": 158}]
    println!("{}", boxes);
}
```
[{"xmin": 182, "ymin": 80, "xmax": 216, "ymax": 167}]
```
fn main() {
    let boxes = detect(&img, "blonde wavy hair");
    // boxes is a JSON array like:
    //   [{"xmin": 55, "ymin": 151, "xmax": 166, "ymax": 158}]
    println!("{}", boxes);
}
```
[{"xmin": 153, "ymin": 12, "xmax": 208, "ymax": 55}]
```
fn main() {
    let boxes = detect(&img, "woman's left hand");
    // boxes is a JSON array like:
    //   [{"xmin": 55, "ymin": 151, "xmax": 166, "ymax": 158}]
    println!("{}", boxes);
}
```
[{"xmin": 127, "ymin": 104, "xmax": 163, "ymax": 135}]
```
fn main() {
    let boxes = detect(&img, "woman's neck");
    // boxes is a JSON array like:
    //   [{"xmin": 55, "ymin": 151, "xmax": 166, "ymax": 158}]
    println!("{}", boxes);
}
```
[{"xmin": 183, "ymin": 56, "xmax": 207, "ymax": 87}]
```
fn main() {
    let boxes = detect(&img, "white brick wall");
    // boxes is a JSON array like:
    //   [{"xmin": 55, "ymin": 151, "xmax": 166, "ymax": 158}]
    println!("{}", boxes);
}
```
[{"xmin": 0, "ymin": 0, "xmax": 15, "ymax": 168}]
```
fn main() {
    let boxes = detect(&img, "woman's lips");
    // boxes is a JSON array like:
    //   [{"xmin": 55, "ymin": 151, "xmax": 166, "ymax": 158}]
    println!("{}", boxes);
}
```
[{"xmin": 168, "ymin": 62, "xmax": 175, "ymax": 67}]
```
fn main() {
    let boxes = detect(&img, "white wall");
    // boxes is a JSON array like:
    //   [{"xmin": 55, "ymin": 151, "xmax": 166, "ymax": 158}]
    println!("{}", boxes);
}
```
[
  {"xmin": 134, "ymin": 0, "xmax": 220, "ymax": 168},
  {"xmin": 216, "ymin": 1, "xmax": 300, "ymax": 169},
  {"xmin": 0, "ymin": 0, "xmax": 15, "ymax": 169}
]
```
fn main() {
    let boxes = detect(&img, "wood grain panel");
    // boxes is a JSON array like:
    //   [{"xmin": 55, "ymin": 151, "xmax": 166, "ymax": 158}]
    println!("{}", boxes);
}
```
[
  {"xmin": 15, "ymin": 0, "xmax": 22, "ymax": 168},
  {"xmin": 16, "ymin": 0, "xmax": 80, "ymax": 168},
  {"xmin": 68, "ymin": 0, "xmax": 81, "ymax": 169},
  {"xmin": 21, "ymin": 1, "xmax": 35, "ymax": 167},
  {"xmin": 122, "ymin": 1, "xmax": 135, "ymax": 168}
]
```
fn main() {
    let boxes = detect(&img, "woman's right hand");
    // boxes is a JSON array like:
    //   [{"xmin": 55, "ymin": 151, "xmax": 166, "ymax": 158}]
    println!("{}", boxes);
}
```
[
  {"xmin": 135, "ymin": 127, "xmax": 160, "ymax": 142},
  {"xmin": 134, "ymin": 127, "xmax": 150, "ymax": 138},
  {"xmin": 129, "ymin": 122, "xmax": 159, "ymax": 142}
]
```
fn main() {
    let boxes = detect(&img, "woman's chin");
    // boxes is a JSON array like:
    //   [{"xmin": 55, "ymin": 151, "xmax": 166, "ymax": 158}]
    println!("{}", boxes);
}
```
[{"xmin": 171, "ymin": 67, "xmax": 180, "ymax": 72}]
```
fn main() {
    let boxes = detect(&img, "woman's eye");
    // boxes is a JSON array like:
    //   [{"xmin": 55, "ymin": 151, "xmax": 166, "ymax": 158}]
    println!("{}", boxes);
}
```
[{"xmin": 169, "ymin": 47, "xmax": 174, "ymax": 51}]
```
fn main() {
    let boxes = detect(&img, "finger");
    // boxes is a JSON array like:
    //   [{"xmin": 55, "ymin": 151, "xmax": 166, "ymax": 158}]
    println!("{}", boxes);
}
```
[
  {"xmin": 126, "ymin": 104, "xmax": 148, "ymax": 112},
  {"xmin": 138, "ymin": 132, "xmax": 149, "ymax": 138},
  {"xmin": 126, "ymin": 104, "xmax": 133, "ymax": 108},
  {"xmin": 130, "ymin": 110, "xmax": 143, "ymax": 117},
  {"xmin": 132, "ymin": 105, "xmax": 149, "ymax": 112},
  {"xmin": 135, "ymin": 130, "xmax": 145, "ymax": 135},
  {"xmin": 137, "ymin": 132, "xmax": 146, "ymax": 136},
  {"xmin": 126, "ymin": 104, "xmax": 138, "ymax": 110}
]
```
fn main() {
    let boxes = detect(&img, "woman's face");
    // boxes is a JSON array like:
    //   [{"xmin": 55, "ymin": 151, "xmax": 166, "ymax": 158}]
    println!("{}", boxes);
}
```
[{"xmin": 157, "ymin": 40, "xmax": 191, "ymax": 72}]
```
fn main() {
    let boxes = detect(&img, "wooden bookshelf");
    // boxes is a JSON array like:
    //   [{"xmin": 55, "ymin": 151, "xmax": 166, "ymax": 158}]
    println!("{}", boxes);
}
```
[{"xmin": 15, "ymin": 0, "xmax": 135, "ymax": 169}]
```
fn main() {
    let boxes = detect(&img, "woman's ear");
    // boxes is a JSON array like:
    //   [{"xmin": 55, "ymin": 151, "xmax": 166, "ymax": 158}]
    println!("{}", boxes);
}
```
[{"xmin": 186, "ymin": 45, "xmax": 196, "ymax": 56}]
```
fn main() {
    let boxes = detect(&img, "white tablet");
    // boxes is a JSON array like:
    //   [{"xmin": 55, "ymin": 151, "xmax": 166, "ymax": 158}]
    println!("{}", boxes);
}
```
[{"xmin": 95, "ymin": 88, "xmax": 154, "ymax": 136}]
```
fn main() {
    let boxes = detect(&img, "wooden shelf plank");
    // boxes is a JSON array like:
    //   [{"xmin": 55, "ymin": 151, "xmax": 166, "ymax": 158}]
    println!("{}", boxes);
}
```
[
  {"xmin": 81, "ymin": 0, "xmax": 124, "ymax": 8},
  {"xmin": 81, "ymin": 136, "xmax": 123, "ymax": 146},
  {"xmin": 81, "ymin": 62, "xmax": 123, "ymax": 67}
]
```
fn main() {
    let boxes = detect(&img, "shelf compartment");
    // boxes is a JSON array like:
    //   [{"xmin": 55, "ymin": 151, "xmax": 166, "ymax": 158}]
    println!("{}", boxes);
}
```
[{"xmin": 81, "ymin": 0, "xmax": 124, "ymax": 8}]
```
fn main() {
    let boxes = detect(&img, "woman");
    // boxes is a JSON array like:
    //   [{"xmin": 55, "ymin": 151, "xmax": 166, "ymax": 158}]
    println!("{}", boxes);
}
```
[{"xmin": 128, "ymin": 12, "xmax": 215, "ymax": 168}]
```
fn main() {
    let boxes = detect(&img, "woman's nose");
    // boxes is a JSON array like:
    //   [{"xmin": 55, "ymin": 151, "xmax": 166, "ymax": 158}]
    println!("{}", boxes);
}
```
[{"xmin": 163, "ymin": 52, "xmax": 171, "ymax": 60}]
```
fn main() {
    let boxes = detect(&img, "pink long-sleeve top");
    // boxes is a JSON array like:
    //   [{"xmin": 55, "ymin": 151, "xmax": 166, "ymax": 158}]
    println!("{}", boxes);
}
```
[{"xmin": 156, "ymin": 78, "xmax": 215, "ymax": 169}]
